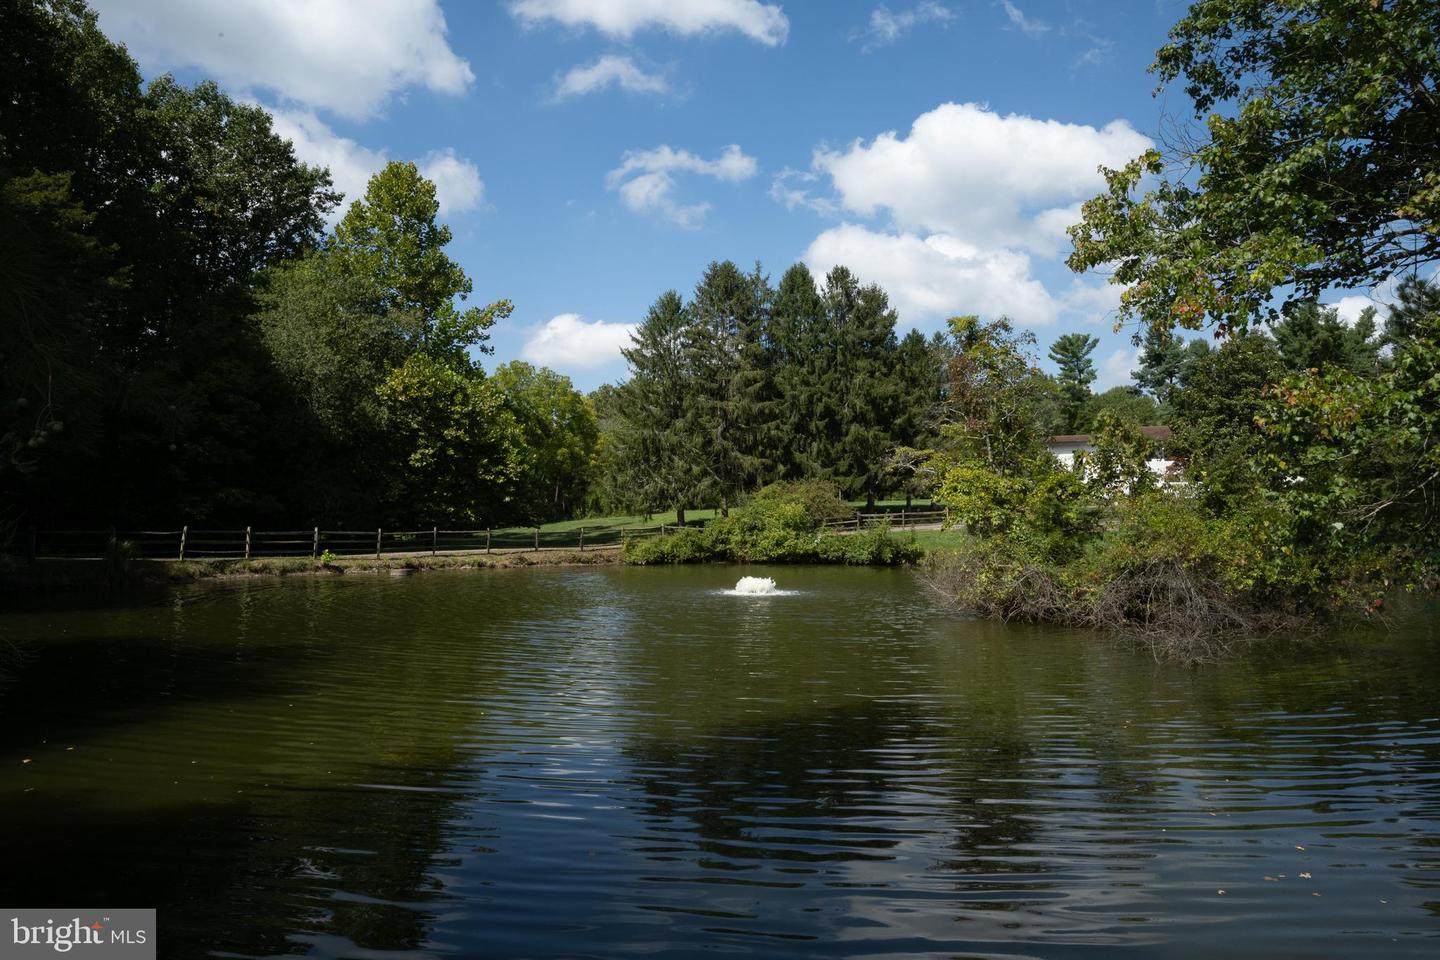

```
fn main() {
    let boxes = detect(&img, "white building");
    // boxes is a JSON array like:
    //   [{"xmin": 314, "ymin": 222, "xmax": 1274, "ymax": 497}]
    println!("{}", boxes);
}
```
[{"xmin": 1046, "ymin": 425, "xmax": 1179, "ymax": 481}]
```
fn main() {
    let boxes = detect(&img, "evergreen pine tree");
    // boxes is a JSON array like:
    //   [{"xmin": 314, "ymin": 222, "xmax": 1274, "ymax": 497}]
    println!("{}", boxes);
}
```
[
  {"xmin": 617, "ymin": 290, "xmax": 699, "ymax": 524},
  {"xmin": 824, "ymin": 267, "xmax": 902, "ymax": 509},
  {"xmin": 684, "ymin": 261, "xmax": 776, "ymax": 515},
  {"xmin": 769, "ymin": 263, "xmax": 825, "ymax": 479},
  {"xmin": 1048, "ymin": 333, "xmax": 1099, "ymax": 432}
]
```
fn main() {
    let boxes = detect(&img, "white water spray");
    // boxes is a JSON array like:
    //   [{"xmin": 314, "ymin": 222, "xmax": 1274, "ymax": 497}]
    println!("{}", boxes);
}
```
[{"xmin": 722, "ymin": 576, "xmax": 798, "ymax": 597}]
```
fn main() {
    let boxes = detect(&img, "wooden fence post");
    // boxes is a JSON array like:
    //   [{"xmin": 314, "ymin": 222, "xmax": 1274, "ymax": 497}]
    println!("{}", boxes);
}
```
[
  {"xmin": 244, "ymin": 526, "xmax": 251, "ymax": 560},
  {"xmin": 375, "ymin": 528, "xmax": 382, "ymax": 559},
  {"xmin": 432, "ymin": 526, "xmax": 438, "ymax": 555},
  {"xmin": 486, "ymin": 528, "xmax": 491, "ymax": 553},
  {"xmin": 534, "ymin": 527, "xmax": 540, "ymax": 551},
  {"xmin": 312, "ymin": 527, "xmax": 319, "ymax": 558},
  {"xmin": 179, "ymin": 525, "xmax": 187, "ymax": 561}
]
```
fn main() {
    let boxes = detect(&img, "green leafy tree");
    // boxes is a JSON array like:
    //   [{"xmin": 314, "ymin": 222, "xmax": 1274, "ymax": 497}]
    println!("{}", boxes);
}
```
[
  {"xmin": 491, "ymin": 361, "xmax": 599, "ymax": 523},
  {"xmin": 374, "ymin": 355, "xmax": 520, "ymax": 526},
  {"xmin": 260, "ymin": 163, "xmax": 513, "ymax": 523},
  {"xmin": 1261, "ymin": 303, "xmax": 1440, "ymax": 592},
  {"xmin": 935, "ymin": 315, "xmax": 1052, "ymax": 475},
  {"xmin": 1081, "ymin": 411, "xmax": 1160, "ymax": 497},
  {"xmin": 330, "ymin": 161, "xmax": 510, "ymax": 367},
  {"xmin": 1081, "ymin": 386, "xmax": 1163, "ymax": 430},
  {"xmin": 1048, "ymin": 333, "xmax": 1099, "ymax": 432},
  {"xmin": 1170, "ymin": 333, "xmax": 1286, "ymax": 510},
  {"xmin": 1068, "ymin": 0, "xmax": 1440, "ymax": 338},
  {"xmin": 2, "ymin": 1, "xmax": 338, "ymax": 526}
]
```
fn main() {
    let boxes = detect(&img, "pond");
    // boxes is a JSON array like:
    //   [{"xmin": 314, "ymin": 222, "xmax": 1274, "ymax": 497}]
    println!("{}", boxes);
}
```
[{"xmin": 1, "ymin": 566, "xmax": 1438, "ymax": 958}]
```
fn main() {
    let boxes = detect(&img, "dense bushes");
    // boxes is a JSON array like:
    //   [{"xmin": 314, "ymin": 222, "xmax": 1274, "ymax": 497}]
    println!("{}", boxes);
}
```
[
  {"xmin": 622, "ymin": 481, "xmax": 921, "ymax": 566},
  {"xmin": 921, "ymin": 491, "xmax": 1324, "ymax": 662}
]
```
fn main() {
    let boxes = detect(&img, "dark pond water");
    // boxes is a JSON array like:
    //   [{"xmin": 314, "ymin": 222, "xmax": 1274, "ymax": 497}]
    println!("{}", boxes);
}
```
[{"xmin": 1, "ymin": 566, "xmax": 1438, "ymax": 958}]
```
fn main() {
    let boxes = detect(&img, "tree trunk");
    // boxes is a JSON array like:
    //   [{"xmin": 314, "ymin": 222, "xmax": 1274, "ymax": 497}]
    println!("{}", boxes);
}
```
[
  {"xmin": 676, "ymin": 506, "xmax": 686, "ymax": 526},
  {"xmin": 720, "ymin": 494, "xmax": 729, "ymax": 519},
  {"xmin": 905, "ymin": 491, "xmax": 913, "ymax": 509},
  {"xmin": 865, "ymin": 488, "xmax": 876, "ymax": 512}
]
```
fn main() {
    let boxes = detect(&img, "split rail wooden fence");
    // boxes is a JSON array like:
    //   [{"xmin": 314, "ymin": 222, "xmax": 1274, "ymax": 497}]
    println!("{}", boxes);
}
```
[{"xmin": 16, "ymin": 509, "xmax": 946, "ymax": 562}]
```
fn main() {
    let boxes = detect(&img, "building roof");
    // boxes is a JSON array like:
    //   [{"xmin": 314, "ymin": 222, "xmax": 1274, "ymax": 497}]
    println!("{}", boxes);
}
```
[{"xmin": 1047, "ymin": 425, "xmax": 1172, "ymax": 445}]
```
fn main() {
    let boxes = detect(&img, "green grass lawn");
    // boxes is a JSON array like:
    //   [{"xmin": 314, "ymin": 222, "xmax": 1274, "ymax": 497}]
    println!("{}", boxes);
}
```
[
  {"xmin": 897, "ymin": 528, "xmax": 968, "ymax": 552},
  {"xmin": 494, "ymin": 499, "xmax": 942, "ymax": 537}
]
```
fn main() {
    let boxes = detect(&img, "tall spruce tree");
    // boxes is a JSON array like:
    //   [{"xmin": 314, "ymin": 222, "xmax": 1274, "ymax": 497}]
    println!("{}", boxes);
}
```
[
  {"xmin": 1133, "ymin": 326, "xmax": 1184, "ymax": 404},
  {"xmin": 1386, "ymin": 275, "xmax": 1440, "ymax": 349},
  {"xmin": 1048, "ymin": 333, "xmax": 1099, "ymax": 432},
  {"xmin": 823, "ymin": 266, "xmax": 902, "ymax": 509},
  {"xmin": 617, "ymin": 290, "xmax": 699, "ymax": 524},
  {"xmin": 1271, "ymin": 301, "xmax": 1380, "ymax": 375},
  {"xmin": 769, "ymin": 263, "xmax": 825, "ymax": 479},
  {"xmin": 684, "ymin": 261, "xmax": 775, "ymax": 515}
]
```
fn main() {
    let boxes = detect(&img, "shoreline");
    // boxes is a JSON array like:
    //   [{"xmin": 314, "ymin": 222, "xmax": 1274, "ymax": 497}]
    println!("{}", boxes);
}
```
[{"xmin": 0, "ymin": 548, "xmax": 623, "ymax": 594}]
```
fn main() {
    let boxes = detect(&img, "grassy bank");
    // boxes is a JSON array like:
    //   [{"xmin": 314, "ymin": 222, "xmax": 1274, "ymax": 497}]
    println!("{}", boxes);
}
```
[{"xmin": 1, "ymin": 548, "xmax": 621, "ymax": 592}]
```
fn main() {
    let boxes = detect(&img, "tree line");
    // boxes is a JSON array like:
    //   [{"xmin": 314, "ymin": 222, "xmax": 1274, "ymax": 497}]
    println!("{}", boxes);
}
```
[
  {"xmin": 919, "ymin": 0, "xmax": 1439, "ymax": 654},
  {"xmin": 1, "ymin": 0, "xmax": 598, "ymax": 532},
  {"xmin": 592, "ymin": 262, "xmax": 939, "ymax": 522}
]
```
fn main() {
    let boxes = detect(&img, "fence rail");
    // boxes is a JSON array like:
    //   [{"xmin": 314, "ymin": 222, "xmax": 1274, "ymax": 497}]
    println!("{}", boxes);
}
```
[
  {"xmin": 820, "ymin": 510, "xmax": 948, "ymax": 533},
  {"xmin": 16, "ymin": 521, "xmax": 688, "ymax": 561},
  {"xmin": 14, "ymin": 510, "xmax": 945, "ymax": 562}
]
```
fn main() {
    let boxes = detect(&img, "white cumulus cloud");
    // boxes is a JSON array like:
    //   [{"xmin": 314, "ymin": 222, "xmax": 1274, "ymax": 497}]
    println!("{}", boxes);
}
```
[
  {"xmin": 521, "ymin": 314, "xmax": 639, "ymax": 370},
  {"xmin": 1326, "ymin": 294, "xmax": 1382, "ymax": 326},
  {"xmin": 509, "ymin": 0, "xmax": 788, "ymax": 45},
  {"xmin": 554, "ymin": 55, "xmax": 670, "ymax": 100},
  {"xmin": 607, "ymin": 144, "xmax": 758, "ymax": 227},
  {"xmin": 266, "ymin": 109, "xmax": 483, "ymax": 220},
  {"xmin": 89, "ymin": 0, "xmax": 473, "ymax": 120},
  {"xmin": 813, "ymin": 102, "xmax": 1151, "ymax": 256},
  {"xmin": 265, "ymin": 107, "xmax": 386, "ymax": 213},
  {"xmin": 784, "ymin": 102, "xmax": 1152, "ymax": 325},
  {"xmin": 419, "ymin": 148, "xmax": 485, "ymax": 215},
  {"xmin": 803, "ymin": 224, "xmax": 1060, "ymax": 327}
]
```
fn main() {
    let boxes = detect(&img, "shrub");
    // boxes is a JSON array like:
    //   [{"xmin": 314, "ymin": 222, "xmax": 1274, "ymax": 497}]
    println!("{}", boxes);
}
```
[
  {"xmin": 720, "ymin": 496, "xmax": 818, "ymax": 562},
  {"xmin": 622, "ymin": 526, "xmax": 720, "ymax": 565},
  {"xmin": 621, "ymin": 483, "xmax": 916, "ymax": 566},
  {"xmin": 815, "ymin": 525, "xmax": 922, "ymax": 566},
  {"xmin": 921, "ymin": 490, "xmax": 1323, "ymax": 662},
  {"xmin": 748, "ymin": 479, "xmax": 855, "ymax": 527}
]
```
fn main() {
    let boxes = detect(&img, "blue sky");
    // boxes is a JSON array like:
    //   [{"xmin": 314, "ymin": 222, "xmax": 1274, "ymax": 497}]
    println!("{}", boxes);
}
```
[{"xmin": 90, "ymin": 0, "xmax": 1273, "ymax": 392}]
